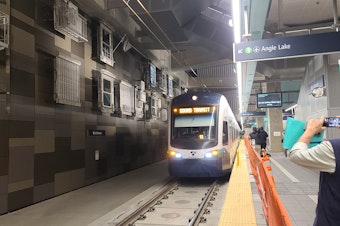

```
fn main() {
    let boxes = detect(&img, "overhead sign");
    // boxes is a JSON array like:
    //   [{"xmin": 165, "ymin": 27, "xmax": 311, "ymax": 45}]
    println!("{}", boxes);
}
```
[
  {"xmin": 234, "ymin": 32, "xmax": 340, "ymax": 62},
  {"xmin": 240, "ymin": 111, "xmax": 266, "ymax": 117}
]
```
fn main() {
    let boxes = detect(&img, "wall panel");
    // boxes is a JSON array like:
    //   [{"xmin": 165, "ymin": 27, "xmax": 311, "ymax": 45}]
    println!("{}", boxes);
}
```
[{"xmin": 1, "ymin": 0, "xmax": 168, "ymax": 214}]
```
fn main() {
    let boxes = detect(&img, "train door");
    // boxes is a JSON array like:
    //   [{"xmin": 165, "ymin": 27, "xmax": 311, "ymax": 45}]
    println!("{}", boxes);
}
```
[
  {"xmin": 222, "ymin": 121, "xmax": 232, "ymax": 170},
  {"xmin": 223, "ymin": 121, "xmax": 229, "ymax": 145}
]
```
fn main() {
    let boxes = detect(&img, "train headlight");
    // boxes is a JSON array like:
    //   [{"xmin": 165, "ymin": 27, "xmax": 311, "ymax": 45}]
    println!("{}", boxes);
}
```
[
  {"xmin": 168, "ymin": 150, "xmax": 176, "ymax": 156},
  {"xmin": 175, "ymin": 153, "xmax": 182, "ymax": 158},
  {"xmin": 205, "ymin": 150, "xmax": 219, "ymax": 158},
  {"xmin": 167, "ymin": 150, "xmax": 182, "ymax": 158}
]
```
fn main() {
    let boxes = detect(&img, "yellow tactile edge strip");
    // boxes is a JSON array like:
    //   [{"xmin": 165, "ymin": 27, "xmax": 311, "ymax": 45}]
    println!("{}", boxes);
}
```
[{"xmin": 218, "ymin": 140, "xmax": 257, "ymax": 226}]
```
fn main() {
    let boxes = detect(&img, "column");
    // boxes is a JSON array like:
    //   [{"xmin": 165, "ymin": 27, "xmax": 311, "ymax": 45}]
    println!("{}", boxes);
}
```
[{"xmin": 267, "ymin": 82, "xmax": 284, "ymax": 153}]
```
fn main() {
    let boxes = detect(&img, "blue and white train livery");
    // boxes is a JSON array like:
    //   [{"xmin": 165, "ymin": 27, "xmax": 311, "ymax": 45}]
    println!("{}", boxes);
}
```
[{"xmin": 167, "ymin": 91, "xmax": 241, "ymax": 177}]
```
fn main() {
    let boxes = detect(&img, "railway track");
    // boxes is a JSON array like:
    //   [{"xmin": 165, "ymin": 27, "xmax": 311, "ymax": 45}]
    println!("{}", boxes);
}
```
[{"xmin": 109, "ymin": 177, "xmax": 228, "ymax": 226}]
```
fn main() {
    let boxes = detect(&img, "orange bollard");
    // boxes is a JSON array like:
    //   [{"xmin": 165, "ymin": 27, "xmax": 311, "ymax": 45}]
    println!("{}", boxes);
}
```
[{"xmin": 261, "ymin": 148, "xmax": 272, "ymax": 171}]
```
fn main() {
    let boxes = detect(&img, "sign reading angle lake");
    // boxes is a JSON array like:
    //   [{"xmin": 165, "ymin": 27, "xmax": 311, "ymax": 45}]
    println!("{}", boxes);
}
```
[{"xmin": 233, "ymin": 32, "xmax": 340, "ymax": 62}]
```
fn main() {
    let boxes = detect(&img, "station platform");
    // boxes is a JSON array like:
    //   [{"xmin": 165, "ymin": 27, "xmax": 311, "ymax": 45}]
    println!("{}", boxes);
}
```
[
  {"xmin": 0, "ymin": 140, "xmax": 318, "ymax": 226},
  {"xmin": 262, "ymin": 152, "xmax": 318, "ymax": 226},
  {"xmin": 218, "ymin": 139, "xmax": 318, "ymax": 226}
]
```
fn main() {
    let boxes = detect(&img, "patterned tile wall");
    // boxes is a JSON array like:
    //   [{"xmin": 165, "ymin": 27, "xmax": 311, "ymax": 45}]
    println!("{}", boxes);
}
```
[
  {"xmin": 0, "ymin": 0, "xmax": 168, "ymax": 214},
  {"xmin": 0, "ymin": 0, "xmax": 10, "ymax": 214}
]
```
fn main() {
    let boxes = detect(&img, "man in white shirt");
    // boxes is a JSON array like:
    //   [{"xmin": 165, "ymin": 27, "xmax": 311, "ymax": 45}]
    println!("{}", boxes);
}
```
[{"xmin": 289, "ymin": 116, "xmax": 340, "ymax": 226}]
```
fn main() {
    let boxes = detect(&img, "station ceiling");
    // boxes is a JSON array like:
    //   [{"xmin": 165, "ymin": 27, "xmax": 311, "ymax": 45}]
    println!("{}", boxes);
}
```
[{"xmin": 79, "ymin": 0, "xmax": 340, "ymax": 112}]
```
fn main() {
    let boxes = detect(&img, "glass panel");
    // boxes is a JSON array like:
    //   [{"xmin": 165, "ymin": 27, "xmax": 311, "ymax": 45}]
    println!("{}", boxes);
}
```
[
  {"xmin": 171, "ymin": 113, "xmax": 217, "ymax": 149},
  {"xmin": 168, "ymin": 79, "xmax": 173, "ymax": 97},
  {"xmin": 103, "ymin": 45, "xmax": 110, "ymax": 58},
  {"xmin": 103, "ymin": 93, "xmax": 111, "ymax": 107},
  {"xmin": 150, "ymin": 64, "xmax": 156, "ymax": 86},
  {"xmin": 174, "ymin": 114, "xmax": 215, "ymax": 127},
  {"xmin": 102, "ymin": 29, "xmax": 110, "ymax": 45},
  {"xmin": 120, "ymin": 83, "xmax": 134, "ymax": 114},
  {"xmin": 103, "ymin": 79, "xmax": 111, "ymax": 92},
  {"xmin": 99, "ymin": 25, "xmax": 113, "ymax": 65}
]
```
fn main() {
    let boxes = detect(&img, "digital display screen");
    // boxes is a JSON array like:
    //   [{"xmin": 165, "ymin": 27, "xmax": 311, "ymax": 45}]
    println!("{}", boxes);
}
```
[
  {"xmin": 257, "ymin": 92, "xmax": 282, "ymax": 108},
  {"xmin": 324, "ymin": 117, "xmax": 340, "ymax": 127}
]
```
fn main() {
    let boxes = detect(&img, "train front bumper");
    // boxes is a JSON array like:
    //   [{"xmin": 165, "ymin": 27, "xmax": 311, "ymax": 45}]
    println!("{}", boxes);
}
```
[{"xmin": 168, "ymin": 158, "xmax": 230, "ymax": 177}]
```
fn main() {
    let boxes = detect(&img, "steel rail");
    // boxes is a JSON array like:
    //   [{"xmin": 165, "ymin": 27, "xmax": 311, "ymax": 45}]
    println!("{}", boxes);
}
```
[
  {"xmin": 188, "ymin": 180, "xmax": 219, "ymax": 226},
  {"xmin": 113, "ymin": 180, "xmax": 179, "ymax": 226}
]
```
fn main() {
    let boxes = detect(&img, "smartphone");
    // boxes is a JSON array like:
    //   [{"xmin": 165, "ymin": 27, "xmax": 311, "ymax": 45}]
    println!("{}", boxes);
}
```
[{"xmin": 323, "ymin": 117, "xmax": 340, "ymax": 127}]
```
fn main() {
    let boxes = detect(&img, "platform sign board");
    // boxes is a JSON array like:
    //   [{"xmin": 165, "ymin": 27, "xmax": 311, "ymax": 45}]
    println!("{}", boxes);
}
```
[
  {"xmin": 88, "ymin": 129, "xmax": 105, "ymax": 136},
  {"xmin": 234, "ymin": 32, "xmax": 340, "ymax": 62},
  {"xmin": 240, "ymin": 111, "xmax": 266, "ymax": 117}
]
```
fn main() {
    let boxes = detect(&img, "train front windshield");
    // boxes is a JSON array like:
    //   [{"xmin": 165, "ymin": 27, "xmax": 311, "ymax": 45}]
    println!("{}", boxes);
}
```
[{"xmin": 171, "ymin": 108, "xmax": 218, "ymax": 149}]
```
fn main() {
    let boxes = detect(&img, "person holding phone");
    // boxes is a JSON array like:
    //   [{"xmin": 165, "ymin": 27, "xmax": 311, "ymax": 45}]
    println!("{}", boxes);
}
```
[{"xmin": 289, "ymin": 115, "xmax": 340, "ymax": 226}]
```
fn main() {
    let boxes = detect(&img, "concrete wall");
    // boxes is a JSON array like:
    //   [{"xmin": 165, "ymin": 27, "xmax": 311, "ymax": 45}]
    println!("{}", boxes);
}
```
[
  {"xmin": 295, "ymin": 55, "xmax": 327, "ymax": 120},
  {"xmin": 295, "ymin": 54, "xmax": 340, "ymax": 140}
]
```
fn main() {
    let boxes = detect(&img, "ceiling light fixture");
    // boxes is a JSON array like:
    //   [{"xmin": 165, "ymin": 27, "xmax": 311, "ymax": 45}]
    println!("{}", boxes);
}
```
[
  {"xmin": 228, "ymin": 19, "xmax": 233, "ymax": 27},
  {"xmin": 232, "ymin": 0, "xmax": 243, "ymax": 125}
]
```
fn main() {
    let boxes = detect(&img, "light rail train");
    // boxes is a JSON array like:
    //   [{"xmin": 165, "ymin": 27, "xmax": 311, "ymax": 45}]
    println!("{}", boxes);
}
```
[{"xmin": 167, "ymin": 91, "xmax": 241, "ymax": 177}]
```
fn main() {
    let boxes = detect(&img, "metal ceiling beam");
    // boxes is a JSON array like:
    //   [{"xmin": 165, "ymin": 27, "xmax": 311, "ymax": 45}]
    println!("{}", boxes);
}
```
[{"xmin": 240, "ymin": 0, "xmax": 271, "ymax": 112}]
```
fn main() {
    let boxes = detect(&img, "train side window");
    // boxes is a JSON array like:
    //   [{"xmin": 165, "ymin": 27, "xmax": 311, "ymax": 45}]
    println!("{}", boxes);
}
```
[{"xmin": 223, "ymin": 121, "xmax": 228, "ymax": 145}]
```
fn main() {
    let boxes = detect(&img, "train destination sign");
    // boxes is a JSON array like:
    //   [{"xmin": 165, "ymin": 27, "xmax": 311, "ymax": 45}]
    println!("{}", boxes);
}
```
[
  {"xmin": 175, "ymin": 106, "xmax": 214, "ymax": 114},
  {"xmin": 234, "ymin": 32, "xmax": 340, "ymax": 62}
]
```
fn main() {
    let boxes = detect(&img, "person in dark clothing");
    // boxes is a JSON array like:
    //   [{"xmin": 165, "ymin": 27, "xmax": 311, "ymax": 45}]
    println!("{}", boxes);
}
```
[
  {"xmin": 258, "ymin": 127, "xmax": 268, "ymax": 157},
  {"xmin": 249, "ymin": 127, "xmax": 259, "ymax": 145},
  {"xmin": 258, "ymin": 127, "xmax": 268, "ymax": 150},
  {"xmin": 249, "ymin": 127, "xmax": 257, "ymax": 139},
  {"xmin": 249, "ymin": 127, "xmax": 263, "ymax": 156}
]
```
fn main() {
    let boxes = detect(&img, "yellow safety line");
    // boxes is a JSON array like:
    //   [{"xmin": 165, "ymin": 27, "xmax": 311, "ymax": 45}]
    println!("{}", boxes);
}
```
[{"xmin": 218, "ymin": 140, "xmax": 257, "ymax": 226}]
